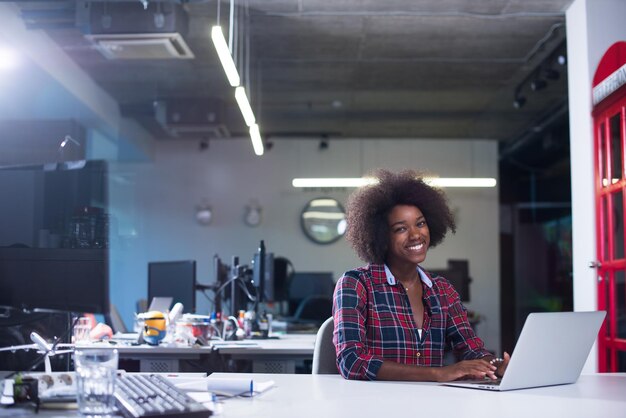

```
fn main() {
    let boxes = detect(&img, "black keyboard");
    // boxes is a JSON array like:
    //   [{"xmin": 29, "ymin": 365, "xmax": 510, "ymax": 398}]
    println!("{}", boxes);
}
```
[{"xmin": 114, "ymin": 374, "xmax": 212, "ymax": 418}]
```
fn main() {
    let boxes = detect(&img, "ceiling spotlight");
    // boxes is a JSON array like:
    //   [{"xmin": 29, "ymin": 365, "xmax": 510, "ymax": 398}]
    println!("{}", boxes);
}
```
[
  {"xmin": 513, "ymin": 96, "xmax": 526, "ymax": 109},
  {"xmin": 557, "ymin": 54, "xmax": 567, "ymax": 66},
  {"xmin": 530, "ymin": 79, "xmax": 547, "ymax": 91}
]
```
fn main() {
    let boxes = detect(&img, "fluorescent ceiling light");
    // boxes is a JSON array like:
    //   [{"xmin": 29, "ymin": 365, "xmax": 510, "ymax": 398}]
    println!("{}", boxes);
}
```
[
  {"xmin": 250, "ymin": 124, "xmax": 264, "ymax": 156},
  {"xmin": 235, "ymin": 87, "xmax": 255, "ymax": 126},
  {"xmin": 426, "ymin": 178, "xmax": 497, "ymax": 188},
  {"xmin": 292, "ymin": 178, "xmax": 375, "ymax": 188},
  {"xmin": 292, "ymin": 177, "xmax": 497, "ymax": 188},
  {"xmin": 211, "ymin": 26, "xmax": 240, "ymax": 87}
]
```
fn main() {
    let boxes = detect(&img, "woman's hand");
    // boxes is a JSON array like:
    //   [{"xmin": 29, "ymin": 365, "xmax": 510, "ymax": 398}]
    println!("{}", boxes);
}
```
[
  {"xmin": 493, "ymin": 352, "xmax": 511, "ymax": 378},
  {"xmin": 436, "ymin": 358, "xmax": 497, "ymax": 382},
  {"xmin": 89, "ymin": 322, "xmax": 113, "ymax": 340}
]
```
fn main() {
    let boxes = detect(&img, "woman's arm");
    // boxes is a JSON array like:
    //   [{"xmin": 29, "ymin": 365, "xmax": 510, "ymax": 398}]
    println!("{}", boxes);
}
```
[
  {"xmin": 439, "ymin": 279, "xmax": 492, "ymax": 360},
  {"xmin": 377, "ymin": 358, "xmax": 497, "ymax": 382},
  {"xmin": 333, "ymin": 271, "xmax": 383, "ymax": 380}
]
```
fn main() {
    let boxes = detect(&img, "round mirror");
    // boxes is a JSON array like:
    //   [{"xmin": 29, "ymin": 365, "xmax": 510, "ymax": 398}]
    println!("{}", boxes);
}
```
[{"xmin": 301, "ymin": 198, "xmax": 347, "ymax": 244}]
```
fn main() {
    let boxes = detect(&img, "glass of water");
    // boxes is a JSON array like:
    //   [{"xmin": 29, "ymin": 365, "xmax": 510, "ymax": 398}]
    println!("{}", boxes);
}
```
[
  {"xmin": 74, "ymin": 349, "xmax": 118, "ymax": 417},
  {"xmin": 73, "ymin": 317, "xmax": 92, "ymax": 345}
]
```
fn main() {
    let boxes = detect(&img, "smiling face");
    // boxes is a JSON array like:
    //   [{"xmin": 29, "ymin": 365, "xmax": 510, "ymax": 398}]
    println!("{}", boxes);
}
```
[{"xmin": 386, "ymin": 204, "xmax": 430, "ymax": 268}]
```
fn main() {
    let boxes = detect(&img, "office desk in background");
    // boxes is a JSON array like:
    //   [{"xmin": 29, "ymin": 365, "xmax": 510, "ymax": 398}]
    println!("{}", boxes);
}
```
[
  {"xmin": 208, "ymin": 372, "xmax": 626, "ymax": 418},
  {"xmin": 104, "ymin": 333, "xmax": 316, "ymax": 373}
]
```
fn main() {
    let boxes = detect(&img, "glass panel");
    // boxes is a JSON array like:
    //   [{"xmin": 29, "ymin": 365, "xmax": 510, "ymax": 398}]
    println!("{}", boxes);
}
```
[
  {"xmin": 603, "ymin": 197, "xmax": 610, "ymax": 261},
  {"xmin": 601, "ymin": 122, "xmax": 608, "ymax": 187},
  {"xmin": 610, "ymin": 114, "xmax": 623, "ymax": 183},
  {"xmin": 604, "ymin": 272, "xmax": 611, "ymax": 335},
  {"xmin": 613, "ymin": 191, "xmax": 624, "ymax": 260},
  {"xmin": 617, "ymin": 270, "xmax": 626, "ymax": 339}
]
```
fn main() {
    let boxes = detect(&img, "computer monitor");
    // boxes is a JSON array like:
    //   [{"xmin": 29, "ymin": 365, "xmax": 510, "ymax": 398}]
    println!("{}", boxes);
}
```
[
  {"xmin": 272, "ymin": 257, "xmax": 292, "ymax": 301},
  {"xmin": 0, "ymin": 160, "xmax": 110, "ymax": 315},
  {"xmin": 211, "ymin": 254, "xmax": 229, "ymax": 314},
  {"xmin": 429, "ymin": 259, "xmax": 471, "ymax": 302},
  {"xmin": 0, "ymin": 248, "xmax": 109, "ymax": 314},
  {"xmin": 252, "ymin": 241, "xmax": 275, "ymax": 303},
  {"xmin": 287, "ymin": 271, "xmax": 335, "ymax": 315},
  {"xmin": 148, "ymin": 260, "xmax": 197, "ymax": 313}
]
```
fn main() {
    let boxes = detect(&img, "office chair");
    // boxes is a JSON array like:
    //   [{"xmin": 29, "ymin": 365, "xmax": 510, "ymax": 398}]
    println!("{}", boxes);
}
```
[{"xmin": 312, "ymin": 316, "xmax": 338, "ymax": 374}]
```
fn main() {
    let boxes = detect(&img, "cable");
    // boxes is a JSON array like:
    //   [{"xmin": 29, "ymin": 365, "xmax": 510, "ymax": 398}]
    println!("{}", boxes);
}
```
[
  {"xmin": 200, "ymin": 289, "xmax": 216, "ymax": 306},
  {"xmin": 236, "ymin": 277, "xmax": 257, "ymax": 304}
]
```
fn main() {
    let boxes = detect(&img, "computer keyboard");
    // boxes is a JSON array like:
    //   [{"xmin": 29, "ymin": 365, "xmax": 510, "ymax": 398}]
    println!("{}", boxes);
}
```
[{"xmin": 114, "ymin": 374, "xmax": 212, "ymax": 418}]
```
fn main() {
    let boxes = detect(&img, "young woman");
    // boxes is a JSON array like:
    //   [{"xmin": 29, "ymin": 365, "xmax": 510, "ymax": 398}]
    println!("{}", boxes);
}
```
[{"xmin": 333, "ymin": 169, "xmax": 508, "ymax": 381}]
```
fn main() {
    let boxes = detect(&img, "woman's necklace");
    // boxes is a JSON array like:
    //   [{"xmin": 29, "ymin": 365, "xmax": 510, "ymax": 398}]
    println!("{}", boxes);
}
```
[{"xmin": 402, "ymin": 275, "xmax": 419, "ymax": 291}]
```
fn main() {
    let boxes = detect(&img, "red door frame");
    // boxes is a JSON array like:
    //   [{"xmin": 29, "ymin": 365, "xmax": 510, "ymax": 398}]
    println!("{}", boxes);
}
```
[{"xmin": 592, "ymin": 41, "xmax": 626, "ymax": 372}]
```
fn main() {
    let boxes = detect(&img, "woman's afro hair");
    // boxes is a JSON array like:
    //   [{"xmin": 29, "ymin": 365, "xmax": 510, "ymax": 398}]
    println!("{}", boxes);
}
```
[{"xmin": 344, "ymin": 169, "xmax": 456, "ymax": 264}]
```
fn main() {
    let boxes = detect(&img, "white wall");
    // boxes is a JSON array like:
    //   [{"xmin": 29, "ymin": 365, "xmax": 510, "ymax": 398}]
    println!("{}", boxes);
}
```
[
  {"xmin": 566, "ymin": 0, "xmax": 626, "ymax": 372},
  {"xmin": 108, "ymin": 137, "xmax": 501, "ymax": 353}
]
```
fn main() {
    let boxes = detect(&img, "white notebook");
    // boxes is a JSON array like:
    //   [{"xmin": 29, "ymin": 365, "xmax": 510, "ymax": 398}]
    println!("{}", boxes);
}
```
[{"xmin": 176, "ymin": 377, "xmax": 275, "ymax": 397}]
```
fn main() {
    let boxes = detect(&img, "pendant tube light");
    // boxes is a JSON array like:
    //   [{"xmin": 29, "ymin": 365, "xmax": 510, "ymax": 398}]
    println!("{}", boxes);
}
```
[
  {"xmin": 292, "ymin": 177, "xmax": 497, "ymax": 188},
  {"xmin": 211, "ymin": 26, "xmax": 240, "ymax": 87},
  {"xmin": 428, "ymin": 177, "xmax": 497, "ymax": 188},
  {"xmin": 292, "ymin": 178, "xmax": 375, "ymax": 188},
  {"xmin": 250, "ymin": 124, "xmax": 264, "ymax": 156},
  {"xmin": 235, "ymin": 86, "xmax": 256, "ymax": 126}
]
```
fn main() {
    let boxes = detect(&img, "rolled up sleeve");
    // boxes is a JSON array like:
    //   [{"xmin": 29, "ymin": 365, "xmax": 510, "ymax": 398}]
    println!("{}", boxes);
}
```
[{"xmin": 332, "ymin": 272, "xmax": 383, "ymax": 380}]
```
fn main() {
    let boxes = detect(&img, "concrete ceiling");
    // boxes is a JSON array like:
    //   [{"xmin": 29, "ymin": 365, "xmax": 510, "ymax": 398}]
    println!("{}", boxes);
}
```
[{"xmin": 15, "ymin": 0, "xmax": 573, "ymax": 145}]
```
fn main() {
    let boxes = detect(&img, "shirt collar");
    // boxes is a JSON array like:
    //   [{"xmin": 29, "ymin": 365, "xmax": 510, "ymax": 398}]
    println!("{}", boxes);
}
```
[{"xmin": 384, "ymin": 264, "xmax": 433, "ymax": 288}]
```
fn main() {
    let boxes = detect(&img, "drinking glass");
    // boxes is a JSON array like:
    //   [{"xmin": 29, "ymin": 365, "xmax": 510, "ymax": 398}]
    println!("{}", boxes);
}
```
[
  {"xmin": 74, "ymin": 349, "xmax": 118, "ymax": 417},
  {"xmin": 73, "ymin": 317, "xmax": 92, "ymax": 345}
]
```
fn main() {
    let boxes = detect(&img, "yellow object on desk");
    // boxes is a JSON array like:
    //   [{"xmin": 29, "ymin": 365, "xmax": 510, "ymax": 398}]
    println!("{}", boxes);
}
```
[{"xmin": 140, "ymin": 311, "xmax": 167, "ymax": 345}]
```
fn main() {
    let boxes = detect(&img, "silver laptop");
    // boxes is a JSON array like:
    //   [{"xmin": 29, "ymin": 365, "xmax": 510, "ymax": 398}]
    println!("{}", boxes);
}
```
[
  {"xmin": 148, "ymin": 296, "xmax": 173, "ymax": 313},
  {"xmin": 444, "ymin": 311, "xmax": 606, "ymax": 391}
]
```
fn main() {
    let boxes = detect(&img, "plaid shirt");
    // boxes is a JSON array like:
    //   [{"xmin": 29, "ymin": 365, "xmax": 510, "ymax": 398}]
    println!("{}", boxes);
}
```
[{"xmin": 332, "ymin": 263, "xmax": 490, "ymax": 380}]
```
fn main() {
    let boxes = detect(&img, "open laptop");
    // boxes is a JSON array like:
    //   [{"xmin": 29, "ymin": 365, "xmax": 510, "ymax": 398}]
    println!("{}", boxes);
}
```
[
  {"xmin": 148, "ymin": 296, "xmax": 173, "ymax": 313},
  {"xmin": 444, "ymin": 311, "xmax": 606, "ymax": 391}
]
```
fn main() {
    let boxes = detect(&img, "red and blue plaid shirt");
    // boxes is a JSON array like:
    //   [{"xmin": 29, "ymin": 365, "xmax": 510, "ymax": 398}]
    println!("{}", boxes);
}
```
[{"xmin": 332, "ymin": 263, "xmax": 490, "ymax": 380}]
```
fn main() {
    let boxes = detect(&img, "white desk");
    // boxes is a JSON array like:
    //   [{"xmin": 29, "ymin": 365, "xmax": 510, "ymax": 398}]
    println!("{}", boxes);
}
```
[
  {"xmin": 208, "ymin": 372, "xmax": 626, "ymax": 418},
  {"xmin": 212, "ymin": 334, "xmax": 316, "ymax": 373},
  {"xmin": 98, "ymin": 334, "xmax": 316, "ymax": 373}
]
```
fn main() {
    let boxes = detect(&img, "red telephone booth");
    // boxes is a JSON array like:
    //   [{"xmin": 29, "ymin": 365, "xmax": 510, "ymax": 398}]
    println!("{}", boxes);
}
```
[{"xmin": 592, "ymin": 41, "xmax": 626, "ymax": 372}]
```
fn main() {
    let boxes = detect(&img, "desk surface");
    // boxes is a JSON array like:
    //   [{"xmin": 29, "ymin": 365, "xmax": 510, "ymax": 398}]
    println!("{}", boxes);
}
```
[
  {"xmin": 7, "ymin": 372, "xmax": 626, "ymax": 417},
  {"xmin": 85, "ymin": 333, "xmax": 316, "ymax": 355},
  {"xmin": 208, "ymin": 372, "xmax": 626, "ymax": 418}
]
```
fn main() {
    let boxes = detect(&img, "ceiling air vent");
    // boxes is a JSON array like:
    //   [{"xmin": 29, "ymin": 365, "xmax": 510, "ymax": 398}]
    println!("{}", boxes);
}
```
[{"xmin": 85, "ymin": 33, "xmax": 194, "ymax": 60}]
